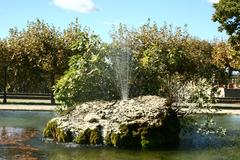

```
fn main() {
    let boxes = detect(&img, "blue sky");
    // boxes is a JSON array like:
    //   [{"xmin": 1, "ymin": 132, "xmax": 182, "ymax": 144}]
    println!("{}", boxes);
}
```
[{"xmin": 0, "ymin": 0, "xmax": 226, "ymax": 42}]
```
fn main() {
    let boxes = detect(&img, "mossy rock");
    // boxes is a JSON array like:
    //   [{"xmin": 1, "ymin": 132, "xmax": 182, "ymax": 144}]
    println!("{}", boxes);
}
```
[
  {"xmin": 43, "ymin": 120, "xmax": 73, "ymax": 142},
  {"xmin": 140, "ymin": 139, "xmax": 151, "ymax": 149},
  {"xmin": 110, "ymin": 132, "xmax": 120, "ymax": 147},
  {"xmin": 90, "ymin": 127, "xmax": 103, "ymax": 145},
  {"xmin": 140, "ymin": 109, "xmax": 180, "ymax": 149},
  {"xmin": 140, "ymin": 124, "xmax": 164, "ymax": 149},
  {"xmin": 104, "ymin": 109, "xmax": 180, "ymax": 149},
  {"xmin": 104, "ymin": 123, "xmax": 142, "ymax": 148},
  {"xmin": 118, "ymin": 124, "xmax": 141, "ymax": 148},
  {"xmin": 74, "ymin": 128, "xmax": 91, "ymax": 144},
  {"xmin": 74, "ymin": 127, "xmax": 103, "ymax": 145},
  {"xmin": 44, "ymin": 108, "xmax": 180, "ymax": 149},
  {"xmin": 104, "ymin": 131, "xmax": 113, "ymax": 146},
  {"xmin": 43, "ymin": 120, "xmax": 58, "ymax": 138}
]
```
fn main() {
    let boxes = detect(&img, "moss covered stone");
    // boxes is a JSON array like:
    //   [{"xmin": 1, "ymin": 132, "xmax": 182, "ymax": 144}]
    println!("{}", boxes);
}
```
[
  {"xmin": 43, "ymin": 120, "xmax": 73, "ymax": 142},
  {"xmin": 110, "ymin": 132, "xmax": 120, "ymax": 147},
  {"xmin": 90, "ymin": 126, "xmax": 103, "ymax": 145},
  {"xmin": 74, "ymin": 127, "xmax": 103, "ymax": 145},
  {"xmin": 74, "ymin": 128, "xmax": 91, "ymax": 144},
  {"xmin": 43, "ymin": 120, "xmax": 58, "ymax": 139},
  {"xmin": 104, "ymin": 131, "xmax": 112, "ymax": 146},
  {"xmin": 103, "ymin": 108, "xmax": 180, "ymax": 149},
  {"xmin": 43, "ymin": 97, "xmax": 180, "ymax": 149},
  {"xmin": 140, "ymin": 109, "xmax": 180, "ymax": 149},
  {"xmin": 118, "ymin": 123, "xmax": 141, "ymax": 148}
]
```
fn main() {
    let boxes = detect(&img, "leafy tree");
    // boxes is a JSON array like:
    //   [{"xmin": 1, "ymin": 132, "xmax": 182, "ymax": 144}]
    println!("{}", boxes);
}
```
[
  {"xmin": 54, "ymin": 32, "xmax": 119, "ymax": 109},
  {"xmin": 212, "ymin": 0, "xmax": 240, "ymax": 49},
  {"xmin": 1, "ymin": 18, "xmax": 84, "ymax": 92},
  {"xmin": 111, "ymin": 20, "xmax": 216, "ymax": 97},
  {"xmin": 212, "ymin": 40, "xmax": 240, "ymax": 77},
  {"xmin": 212, "ymin": 0, "xmax": 240, "ymax": 73},
  {"xmin": 0, "ymin": 39, "xmax": 9, "ymax": 91}
]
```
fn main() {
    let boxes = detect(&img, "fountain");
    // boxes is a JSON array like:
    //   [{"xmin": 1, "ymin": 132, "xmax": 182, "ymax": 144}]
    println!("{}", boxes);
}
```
[{"xmin": 111, "ymin": 43, "xmax": 131, "ymax": 100}]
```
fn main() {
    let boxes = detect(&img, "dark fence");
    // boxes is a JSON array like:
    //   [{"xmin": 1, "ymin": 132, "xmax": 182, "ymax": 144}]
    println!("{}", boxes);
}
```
[
  {"xmin": 0, "ymin": 65, "xmax": 56, "ymax": 104},
  {"xmin": 0, "ymin": 92, "xmax": 51, "ymax": 100},
  {"xmin": 0, "ymin": 92, "xmax": 55, "ymax": 104}
]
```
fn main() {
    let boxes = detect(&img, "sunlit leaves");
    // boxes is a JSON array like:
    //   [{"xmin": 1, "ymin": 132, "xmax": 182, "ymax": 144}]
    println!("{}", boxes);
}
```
[
  {"xmin": 213, "ymin": 0, "xmax": 240, "ymax": 49},
  {"xmin": 111, "ymin": 20, "xmax": 216, "ymax": 96},
  {"xmin": 54, "ymin": 32, "xmax": 119, "ymax": 108},
  {"xmin": 0, "ymin": 18, "xmax": 84, "ymax": 92}
]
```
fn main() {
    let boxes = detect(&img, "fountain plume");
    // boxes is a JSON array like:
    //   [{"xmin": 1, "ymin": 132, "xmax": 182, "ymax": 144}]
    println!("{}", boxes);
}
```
[{"xmin": 112, "ymin": 43, "xmax": 131, "ymax": 100}]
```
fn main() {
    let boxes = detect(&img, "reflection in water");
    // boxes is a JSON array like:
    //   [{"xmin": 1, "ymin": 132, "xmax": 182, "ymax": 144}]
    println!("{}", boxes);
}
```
[
  {"xmin": 0, "ymin": 111, "xmax": 55, "ymax": 160},
  {"xmin": 0, "ymin": 127, "xmax": 38, "ymax": 160},
  {"xmin": 1, "ymin": 111, "xmax": 240, "ymax": 160}
]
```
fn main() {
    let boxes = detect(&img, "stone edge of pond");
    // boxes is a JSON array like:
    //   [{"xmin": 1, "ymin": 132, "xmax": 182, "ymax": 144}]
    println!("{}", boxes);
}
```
[
  {"xmin": 1, "ymin": 103, "xmax": 240, "ymax": 113},
  {"xmin": 0, "ymin": 104, "xmax": 56, "ymax": 111}
]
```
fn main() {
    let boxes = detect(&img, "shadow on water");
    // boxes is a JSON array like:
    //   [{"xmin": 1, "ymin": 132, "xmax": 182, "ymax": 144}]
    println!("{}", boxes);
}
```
[{"xmin": 179, "ymin": 129, "xmax": 240, "ymax": 150}]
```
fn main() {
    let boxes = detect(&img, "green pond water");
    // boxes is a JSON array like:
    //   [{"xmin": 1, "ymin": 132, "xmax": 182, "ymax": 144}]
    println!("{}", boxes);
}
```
[{"xmin": 1, "ymin": 111, "xmax": 240, "ymax": 160}]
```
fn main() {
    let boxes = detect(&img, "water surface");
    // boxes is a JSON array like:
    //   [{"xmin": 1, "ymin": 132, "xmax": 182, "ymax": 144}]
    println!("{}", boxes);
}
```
[{"xmin": 1, "ymin": 110, "xmax": 240, "ymax": 160}]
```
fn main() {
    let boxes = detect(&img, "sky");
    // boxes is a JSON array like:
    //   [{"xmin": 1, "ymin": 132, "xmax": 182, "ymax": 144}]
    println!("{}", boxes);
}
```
[{"xmin": 0, "ymin": 0, "xmax": 227, "ymax": 42}]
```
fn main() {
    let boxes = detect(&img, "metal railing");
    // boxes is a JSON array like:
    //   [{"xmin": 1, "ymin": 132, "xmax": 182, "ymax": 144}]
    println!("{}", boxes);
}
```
[
  {"xmin": 0, "ymin": 92, "xmax": 55, "ymax": 104},
  {"xmin": 0, "ymin": 92, "xmax": 51, "ymax": 99},
  {"xmin": 1, "ymin": 65, "xmax": 55, "ymax": 104}
]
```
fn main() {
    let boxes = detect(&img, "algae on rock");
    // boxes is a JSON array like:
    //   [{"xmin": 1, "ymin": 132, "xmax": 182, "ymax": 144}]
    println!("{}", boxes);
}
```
[
  {"xmin": 43, "ymin": 120, "xmax": 73, "ymax": 142},
  {"xmin": 74, "ymin": 127, "xmax": 103, "ymax": 145},
  {"xmin": 43, "ymin": 96, "xmax": 180, "ymax": 149}
]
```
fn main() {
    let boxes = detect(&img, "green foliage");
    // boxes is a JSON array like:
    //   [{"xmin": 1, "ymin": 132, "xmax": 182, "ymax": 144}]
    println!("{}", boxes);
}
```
[
  {"xmin": 212, "ymin": 0, "xmax": 240, "ymax": 50},
  {"xmin": 54, "ymin": 32, "xmax": 119, "ymax": 108},
  {"xmin": 212, "ymin": 0, "xmax": 240, "ymax": 72},
  {"xmin": 164, "ymin": 77, "xmax": 217, "ymax": 112},
  {"xmin": 111, "ymin": 20, "xmax": 217, "ymax": 97},
  {"xmin": 53, "ymin": 19, "xmax": 225, "ymax": 110},
  {"xmin": 212, "ymin": 41, "xmax": 236, "ymax": 77},
  {"xmin": 104, "ymin": 131, "xmax": 113, "ymax": 146},
  {"xmin": 164, "ymin": 77, "xmax": 227, "ymax": 136},
  {"xmin": 43, "ymin": 120, "xmax": 58, "ymax": 138},
  {"xmin": 0, "ymin": 18, "xmax": 83, "ymax": 92}
]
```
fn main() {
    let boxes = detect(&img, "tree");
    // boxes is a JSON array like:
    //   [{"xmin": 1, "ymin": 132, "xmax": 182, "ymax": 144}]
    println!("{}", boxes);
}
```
[
  {"xmin": 212, "ymin": 0, "xmax": 240, "ymax": 50},
  {"xmin": 1, "ymin": 18, "xmax": 84, "ymax": 93},
  {"xmin": 212, "ymin": 0, "xmax": 240, "ymax": 73},
  {"xmin": 0, "ymin": 39, "xmax": 9, "ymax": 92},
  {"xmin": 212, "ymin": 40, "xmax": 240, "ymax": 77},
  {"xmin": 54, "ymin": 32, "xmax": 119, "ymax": 109},
  {"xmin": 5, "ymin": 20, "xmax": 63, "ymax": 92},
  {"xmin": 110, "ymin": 20, "xmax": 217, "ymax": 97}
]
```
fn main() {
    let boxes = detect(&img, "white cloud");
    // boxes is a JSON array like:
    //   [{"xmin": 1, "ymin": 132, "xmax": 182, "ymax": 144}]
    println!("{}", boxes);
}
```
[
  {"xmin": 53, "ymin": 0, "xmax": 98, "ymax": 13},
  {"xmin": 208, "ymin": 0, "xmax": 219, "ymax": 4}
]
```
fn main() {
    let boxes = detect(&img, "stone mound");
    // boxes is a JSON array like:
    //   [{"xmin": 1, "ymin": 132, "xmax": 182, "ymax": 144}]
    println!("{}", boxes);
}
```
[{"xmin": 43, "ymin": 96, "xmax": 180, "ymax": 149}]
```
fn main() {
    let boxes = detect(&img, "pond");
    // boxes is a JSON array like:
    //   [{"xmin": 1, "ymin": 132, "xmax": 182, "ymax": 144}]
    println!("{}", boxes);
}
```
[{"xmin": 1, "ymin": 110, "xmax": 240, "ymax": 160}]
